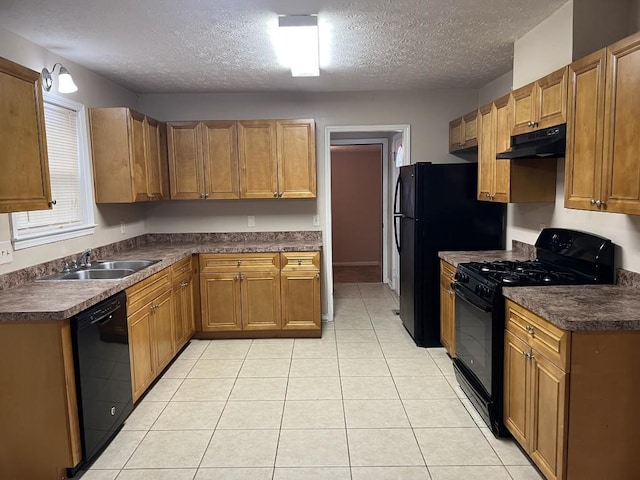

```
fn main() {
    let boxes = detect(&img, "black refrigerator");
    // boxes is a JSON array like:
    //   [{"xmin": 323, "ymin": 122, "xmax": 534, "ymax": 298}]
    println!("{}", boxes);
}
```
[{"xmin": 393, "ymin": 162, "xmax": 505, "ymax": 347}]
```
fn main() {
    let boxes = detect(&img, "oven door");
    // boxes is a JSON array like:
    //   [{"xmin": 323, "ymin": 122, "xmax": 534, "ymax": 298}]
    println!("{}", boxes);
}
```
[{"xmin": 453, "ymin": 283, "xmax": 494, "ymax": 396}]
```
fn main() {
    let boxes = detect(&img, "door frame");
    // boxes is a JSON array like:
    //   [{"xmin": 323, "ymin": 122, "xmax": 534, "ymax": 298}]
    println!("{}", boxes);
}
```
[
  {"xmin": 323, "ymin": 124, "xmax": 411, "ymax": 321},
  {"xmin": 330, "ymin": 138, "xmax": 388, "ymax": 284}
]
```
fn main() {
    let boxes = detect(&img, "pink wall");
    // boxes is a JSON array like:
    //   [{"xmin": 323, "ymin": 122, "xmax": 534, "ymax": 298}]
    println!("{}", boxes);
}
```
[{"xmin": 331, "ymin": 145, "xmax": 383, "ymax": 265}]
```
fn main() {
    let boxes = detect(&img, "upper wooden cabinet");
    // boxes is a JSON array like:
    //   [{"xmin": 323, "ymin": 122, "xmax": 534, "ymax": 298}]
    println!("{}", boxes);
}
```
[
  {"xmin": 238, "ymin": 119, "xmax": 316, "ymax": 199},
  {"xmin": 168, "ymin": 118, "xmax": 316, "ymax": 200},
  {"xmin": 89, "ymin": 107, "xmax": 167, "ymax": 203},
  {"xmin": 511, "ymin": 66, "xmax": 568, "ymax": 136},
  {"xmin": 449, "ymin": 110, "xmax": 478, "ymax": 153},
  {"xmin": 565, "ymin": 31, "xmax": 640, "ymax": 215},
  {"xmin": 477, "ymin": 94, "xmax": 556, "ymax": 203},
  {"xmin": 167, "ymin": 120, "xmax": 239, "ymax": 200},
  {"xmin": 0, "ymin": 56, "xmax": 52, "ymax": 213}
]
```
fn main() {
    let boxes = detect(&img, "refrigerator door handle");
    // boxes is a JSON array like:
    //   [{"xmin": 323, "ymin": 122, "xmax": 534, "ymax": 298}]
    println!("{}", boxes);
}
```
[
  {"xmin": 394, "ymin": 214, "xmax": 402, "ymax": 253},
  {"xmin": 393, "ymin": 173, "xmax": 402, "ymax": 215}
]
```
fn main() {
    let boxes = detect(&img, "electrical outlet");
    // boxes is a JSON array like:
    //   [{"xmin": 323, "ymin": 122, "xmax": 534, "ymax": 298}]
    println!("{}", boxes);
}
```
[
  {"xmin": 0, "ymin": 241, "xmax": 13, "ymax": 265},
  {"xmin": 248, "ymin": 216, "xmax": 256, "ymax": 227},
  {"xmin": 312, "ymin": 214, "xmax": 320, "ymax": 226},
  {"xmin": 120, "ymin": 220, "xmax": 126, "ymax": 234}
]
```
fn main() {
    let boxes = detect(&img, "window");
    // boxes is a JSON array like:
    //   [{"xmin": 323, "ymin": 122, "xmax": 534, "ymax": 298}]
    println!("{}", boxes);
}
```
[{"xmin": 10, "ymin": 93, "xmax": 95, "ymax": 249}]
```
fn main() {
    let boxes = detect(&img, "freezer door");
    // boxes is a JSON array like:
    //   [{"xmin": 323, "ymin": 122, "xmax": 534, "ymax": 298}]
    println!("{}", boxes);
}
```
[{"xmin": 398, "ymin": 164, "xmax": 416, "ymax": 218}]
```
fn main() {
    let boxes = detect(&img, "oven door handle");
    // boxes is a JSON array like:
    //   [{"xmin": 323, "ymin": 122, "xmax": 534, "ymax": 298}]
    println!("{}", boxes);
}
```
[{"xmin": 452, "ymin": 283, "xmax": 493, "ymax": 313}]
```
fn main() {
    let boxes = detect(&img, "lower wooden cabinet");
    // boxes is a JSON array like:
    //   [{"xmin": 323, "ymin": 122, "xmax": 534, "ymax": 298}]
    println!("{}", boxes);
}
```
[
  {"xmin": 199, "ymin": 252, "xmax": 321, "ymax": 336},
  {"xmin": 126, "ymin": 268, "xmax": 177, "ymax": 402},
  {"xmin": 504, "ymin": 300, "xmax": 640, "ymax": 480},
  {"xmin": 439, "ymin": 260, "xmax": 456, "ymax": 357},
  {"xmin": 172, "ymin": 257, "xmax": 196, "ymax": 349}
]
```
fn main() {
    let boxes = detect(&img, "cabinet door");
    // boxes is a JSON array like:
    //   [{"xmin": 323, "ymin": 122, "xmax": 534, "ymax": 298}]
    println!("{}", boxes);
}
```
[
  {"xmin": 493, "ymin": 95, "xmax": 512, "ymax": 203},
  {"xmin": 511, "ymin": 83, "xmax": 536, "ymax": 135},
  {"xmin": 238, "ymin": 120, "xmax": 278, "ymax": 198},
  {"xmin": 167, "ymin": 122, "xmax": 205, "ymax": 200},
  {"xmin": 173, "ymin": 274, "xmax": 195, "ymax": 349},
  {"xmin": 536, "ymin": 67, "xmax": 568, "ymax": 130},
  {"xmin": 200, "ymin": 272, "xmax": 242, "ymax": 331},
  {"xmin": 277, "ymin": 119, "xmax": 316, "ymax": 198},
  {"xmin": 504, "ymin": 330, "xmax": 530, "ymax": 448},
  {"xmin": 565, "ymin": 50, "xmax": 606, "ymax": 211},
  {"xmin": 439, "ymin": 272, "xmax": 455, "ymax": 357},
  {"xmin": 145, "ymin": 117, "xmax": 164, "ymax": 200},
  {"xmin": 241, "ymin": 271, "xmax": 282, "ymax": 330},
  {"xmin": 449, "ymin": 117, "xmax": 463, "ymax": 152},
  {"xmin": 602, "ymin": 32, "xmax": 640, "ymax": 215},
  {"xmin": 202, "ymin": 121, "xmax": 240, "ymax": 199},
  {"xmin": 128, "ymin": 308, "xmax": 156, "ymax": 402},
  {"xmin": 477, "ymin": 104, "xmax": 495, "ymax": 201},
  {"xmin": 0, "ymin": 57, "xmax": 52, "ymax": 213},
  {"xmin": 462, "ymin": 110, "xmax": 478, "ymax": 148},
  {"xmin": 153, "ymin": 290, "xmax": 175, "ymax": 372},
  {"xmin": 129, "ymin": 110, "xmax": 149, "ymax": 202},
  {"xmin": 529, "ymin": 351, "xmax": 568, "ymax": 480},
  {"xmin": 281, "ymin": 270, "xmax": 321, "ymax": 330}
]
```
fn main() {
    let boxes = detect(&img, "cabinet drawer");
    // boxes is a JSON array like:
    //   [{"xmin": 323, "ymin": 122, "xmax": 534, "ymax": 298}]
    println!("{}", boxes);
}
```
[
  {"xmin": 200, "ymin": 253, "xmax": 280, "ymax": 273},
  {"xmin": 127, "ymin": 268, "xmax": 172, "ymax": 315},
  {"xmin": 506, "ymin": 300, "xmax": 570, "ymax": 371},
  {"xmin": 280, "ymin": 252, "xmax": 320, "ymax": 271},
  {"xmin": 172, "ymin": 256, "xmax": 193, "ymax": 277},
  {"xmin": 440, "ymin": 260, "xmax": 456, "ymax": 282}
]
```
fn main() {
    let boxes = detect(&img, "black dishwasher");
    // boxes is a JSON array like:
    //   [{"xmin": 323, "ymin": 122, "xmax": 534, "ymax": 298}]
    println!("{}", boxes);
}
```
[{"xmin": 71, "ymin": 291, "xmax": 132, "ymax": 469}]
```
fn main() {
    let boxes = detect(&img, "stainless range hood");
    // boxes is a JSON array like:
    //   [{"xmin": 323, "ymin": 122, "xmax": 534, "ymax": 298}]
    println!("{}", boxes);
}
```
[{"xmin": 497, "ymin": 124, "xmax": 566, "ymax": 159}]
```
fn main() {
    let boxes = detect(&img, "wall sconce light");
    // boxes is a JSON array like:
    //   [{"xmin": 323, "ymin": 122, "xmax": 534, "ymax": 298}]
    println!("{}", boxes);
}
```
[
  {"xmin": 277, "ymin": 15, "xmax": 320, "ymax": 77},
  {"xmin": 41, "ymin": 63, "xmax": 78, "ymax": 93}
]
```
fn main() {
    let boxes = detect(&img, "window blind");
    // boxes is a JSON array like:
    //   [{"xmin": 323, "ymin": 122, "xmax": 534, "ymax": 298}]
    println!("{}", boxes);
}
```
[{"xmin": 13, "ymin": 101, "xmax": 82, "ymax": 235}]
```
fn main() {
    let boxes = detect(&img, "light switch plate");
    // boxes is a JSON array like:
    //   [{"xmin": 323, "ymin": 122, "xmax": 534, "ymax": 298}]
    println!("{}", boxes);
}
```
[
  {"xmin": 248, "ymin": 216, "xmax": 256, "ymax": 227},
  {"xmin": 312, "ymin": 215, "xmax": 320, "ymax": 226},
  {"xmin": 0, "ymin": 241, "xmax": 13, "ymax": 265}
]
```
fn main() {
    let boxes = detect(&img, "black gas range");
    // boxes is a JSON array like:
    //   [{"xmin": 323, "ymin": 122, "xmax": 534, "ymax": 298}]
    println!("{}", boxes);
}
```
[{"xmin": 451, "ymin": 228, "xmax": 615, "ymax": 437}]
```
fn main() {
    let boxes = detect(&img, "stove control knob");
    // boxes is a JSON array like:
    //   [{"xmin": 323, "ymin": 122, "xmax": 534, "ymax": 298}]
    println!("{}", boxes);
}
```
[{"xmin": 455, "ymin": 272, "xmax": 469, "ymax": 283}]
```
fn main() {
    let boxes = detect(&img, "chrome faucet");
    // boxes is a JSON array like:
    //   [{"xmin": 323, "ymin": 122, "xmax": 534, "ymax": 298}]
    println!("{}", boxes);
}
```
[{"xmin": 80, "ymin": 248, "xmax": 92, "ymax": 267}]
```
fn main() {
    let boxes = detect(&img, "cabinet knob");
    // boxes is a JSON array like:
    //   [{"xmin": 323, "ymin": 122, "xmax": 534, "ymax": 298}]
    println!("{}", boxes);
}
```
[
  {"xmin": 180, "ymin": 281, "xmax": 188, "ymax": 287},
  {"xmin": 297, "ymin": 259, "xmax": 303, "ymax": 266},
  {"xmin": 273, "ymin": 192, "xmax": 278, "ymax": 197},
  {"xmin": 590, "ymin": 199, "xmax": 596, "ymax": 206},
  {"xmin": 48, "ymin": 199, "xmax": 57, "ymax": 207},
  {"xmin": 595, "ymin": 199, "xmax": 602, "ymax": 208},
  {"xmin": 316, "ymin": 273, "xmax": 320, "ymax": 279},
  {"xmin": 600, "ymin": 201, "xmax": 606, "ymax": 208},
  {"xmin": 524, "ymin": 352, "xmax": 531, "ymax": 359},
  {"xmin": 448, "ymin": 289, "xmax": 454, "ymax": 295},
  {"xmin": 237, "ymin": 260, "xmax": 242, "ymax": 266},
  {"xmin": 525, "ymin": 325, "xmax": 534, "ymax": 333},
  {"xmin": 200, "ymin": 193, "xmax": 206, "ymax": 199},
  {"xmin": 204, "ymin": 193, "xmax": 209, "ymax": 198},
  {"xmin": 239, "ymin": 273, "xmax": 244, "ymax": 281}
]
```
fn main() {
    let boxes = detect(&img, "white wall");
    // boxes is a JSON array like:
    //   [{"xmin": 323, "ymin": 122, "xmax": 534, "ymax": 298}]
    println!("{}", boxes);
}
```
[
  {"xmin": 507, "ymin": 0, "xmax": 640, "ymax": 272},
  {"xmin": 140, "ymin": 89, "xmax": 479, "ymax": 236},
  {"xmin": 513, "ymin": 1, "xmax": 574, "ymax": 88},
  {"xmin": 478, "ymin": 70, "xmax": 513, "ymax": 106},
  {"xmin": 0, "ymin": 26, "xmax": 146, "ymax": 274}
]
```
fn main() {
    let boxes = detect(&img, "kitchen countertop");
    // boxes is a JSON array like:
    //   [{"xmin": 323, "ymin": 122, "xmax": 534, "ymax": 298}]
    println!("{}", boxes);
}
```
[
  {"xmin": 503, "ymin": 285, "xmax": 640, "ymax": 332},
  {"xmin": 0, "ymin": 239, "xmax": 322, "ymax": 322},
  {"xmin": 438, "ymin": 249, "xmax": 533, "ymax": 267}
]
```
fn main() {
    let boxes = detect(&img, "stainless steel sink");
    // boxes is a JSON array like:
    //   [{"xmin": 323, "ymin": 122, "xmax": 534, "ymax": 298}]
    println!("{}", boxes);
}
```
[
  {"xmin": 39, "ymin": 259, "xmax": 160, "ymax": 281},
  {"xmin": 58, "ymin": 269, "xmax": 135, "ymax": 280},
  {"xmin": 91, "ymin": 260, "xmax": 159, "ymax": 271}
]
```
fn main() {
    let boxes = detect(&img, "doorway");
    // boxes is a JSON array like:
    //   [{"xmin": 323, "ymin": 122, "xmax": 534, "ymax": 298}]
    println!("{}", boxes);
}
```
[
  {"xmin": 331, "ymin": 143, "xmax": 383, "ymax": 283},
  {"xmin": 323, "ymin": 125, "xmax": 411, "ymax": 321}
]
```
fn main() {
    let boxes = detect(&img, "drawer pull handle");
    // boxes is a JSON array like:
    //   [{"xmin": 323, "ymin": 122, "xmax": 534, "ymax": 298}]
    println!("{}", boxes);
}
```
[
  {"xmin": 297, "ymin": 259, "xmax": 303, "ymax": 266},
  {"xmin": 525, "ymin": 325, "xmax": 534, "ymax": 333},
  {"xmin": 237, "ymin": 260, "xmax": 242, "ymax": 266}
]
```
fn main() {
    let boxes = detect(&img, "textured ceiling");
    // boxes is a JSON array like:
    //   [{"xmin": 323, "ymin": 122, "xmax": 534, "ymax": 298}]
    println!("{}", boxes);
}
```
[{"xmin": 0, "ymin": 0, "xmax": 568, "ymax": 93}]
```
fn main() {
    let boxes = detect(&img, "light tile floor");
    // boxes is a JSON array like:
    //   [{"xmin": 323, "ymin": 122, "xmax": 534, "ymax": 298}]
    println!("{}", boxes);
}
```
[{"xmin": 81, "ymin": 283, "xmax": 544, "ymax": 480}]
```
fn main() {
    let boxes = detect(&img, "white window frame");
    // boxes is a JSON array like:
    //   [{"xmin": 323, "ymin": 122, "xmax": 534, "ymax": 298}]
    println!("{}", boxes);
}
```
[{"xmin": 10, "ymin": 92, "xmax": 96, "ymax": 250}]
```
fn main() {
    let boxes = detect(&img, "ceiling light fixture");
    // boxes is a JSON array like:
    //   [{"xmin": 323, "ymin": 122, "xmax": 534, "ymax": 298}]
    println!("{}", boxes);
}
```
[
  {"xmin": 41, "ymin": 63, "xmax": 78, "ymax": 93},
  {"xmin": 277, "ymin": 15, "xmax": 320, "ymax": 77}
]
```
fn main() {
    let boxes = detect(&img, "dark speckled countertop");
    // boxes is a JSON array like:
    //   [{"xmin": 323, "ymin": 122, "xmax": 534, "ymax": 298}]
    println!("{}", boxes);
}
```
[
  {"xmin": 0, "ymin": 236, "xmax": 322, "ymax": 322},
  {"xmin": 503, "ymin": 285, "xmax": 640, "ymax": 331},
  {"xmin": 438, "ymin": 241, "xmax": 640, "ymax": 332}
]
